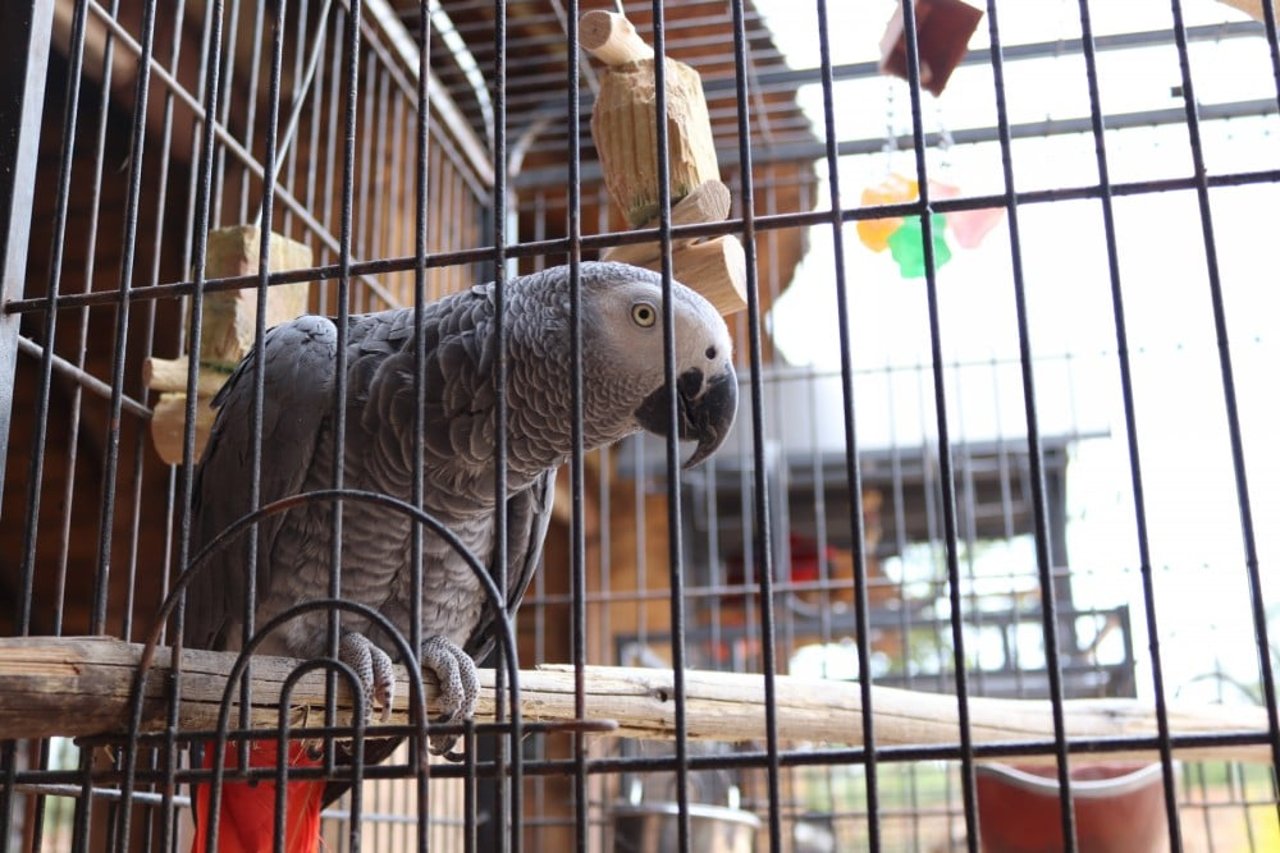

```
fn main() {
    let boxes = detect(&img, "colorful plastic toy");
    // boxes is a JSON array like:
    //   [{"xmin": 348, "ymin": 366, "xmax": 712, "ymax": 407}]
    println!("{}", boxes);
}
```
[
  {"xmin": 887, "ymin": 213, "xmax": 951, "ymax": 278},
  {"xmin": 949, "ymin": 205, "xmax": 1005, "ymax": 249},
  {"xmin": 858, "ymin": 172, "xmax": 1003, "ymax": 277},
  {"xmin": 857, "ymin": 174, "xmax": 917, "ymax": 252}
]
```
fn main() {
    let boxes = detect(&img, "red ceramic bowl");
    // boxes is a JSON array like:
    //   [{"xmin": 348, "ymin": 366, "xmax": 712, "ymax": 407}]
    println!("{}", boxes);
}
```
[{"xmin": 975, "ymin": 762, "xmax": 1175, "ymax": 853}]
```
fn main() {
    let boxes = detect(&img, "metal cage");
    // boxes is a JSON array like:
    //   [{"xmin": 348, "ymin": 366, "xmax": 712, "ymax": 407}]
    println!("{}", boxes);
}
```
[{"xmin": 2, "ymin": 0, "xmax": 1279, "ymax": 851}]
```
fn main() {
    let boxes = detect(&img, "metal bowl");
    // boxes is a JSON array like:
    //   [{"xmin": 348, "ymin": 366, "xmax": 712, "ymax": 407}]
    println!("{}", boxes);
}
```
[{"xmin": 611, "ymin": 801, "xmax": 761, "ymax": 853}]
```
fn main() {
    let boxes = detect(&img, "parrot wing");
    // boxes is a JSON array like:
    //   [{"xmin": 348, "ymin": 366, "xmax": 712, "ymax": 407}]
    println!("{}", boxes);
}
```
[
  {"xmin": 184, "ymin": 315, "xmax": 339, "ymax": 652},
  {"xmin": 464, "ymin": 467, "xmax": 557, "ymax": 665}
]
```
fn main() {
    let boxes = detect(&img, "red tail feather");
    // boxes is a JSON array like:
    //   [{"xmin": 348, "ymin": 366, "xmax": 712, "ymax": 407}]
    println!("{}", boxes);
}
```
[{"xmin": 191, "ymin": 740, "xmax": 325, "ymax": 853}]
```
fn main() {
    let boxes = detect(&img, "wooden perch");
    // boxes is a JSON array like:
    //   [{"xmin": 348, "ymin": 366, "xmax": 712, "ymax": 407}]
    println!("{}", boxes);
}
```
[
  {"xmin": 144, "ymin": 226, "xmax": 312, "ymax": 464},
  {"xmin": 0, "ymin": 636, "xmax": 1270, "ymax": 766}
]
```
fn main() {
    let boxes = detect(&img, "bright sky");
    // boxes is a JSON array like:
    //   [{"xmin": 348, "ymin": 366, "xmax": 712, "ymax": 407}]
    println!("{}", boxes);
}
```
[{"xmin": 751, "ymin": 0, "xmax": 1280, "ymax": 704}]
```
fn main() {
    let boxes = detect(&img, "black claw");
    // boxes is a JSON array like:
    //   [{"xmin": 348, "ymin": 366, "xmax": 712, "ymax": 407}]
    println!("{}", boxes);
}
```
[{"xmin": 428, "ymin": 736, "xmax": 460, "ymax": 757}]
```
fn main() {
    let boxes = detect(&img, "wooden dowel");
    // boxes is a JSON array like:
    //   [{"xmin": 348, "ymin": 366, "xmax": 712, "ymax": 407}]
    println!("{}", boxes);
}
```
[
  {"xmin": 149, "ymin": 392, "xmax": 217, "ymax": 465},
  {"xmin": 0, "ymin": 636, "xmax": 1268, "ymax": 765},
  {"xmin": 143, "ymin": 356, "xmax": 228, "ymax": 396},
  {"xmin": 671, "ymin": 235, "xmax": 747, "ymax": 316},
  {"xmin": 601, "ymin": 179, "xmax": 732, "ymax": 267},
  {"xmin": 581, "ymin": 10, "xmax": 654, "ymax": 66},
  {"xmin": 0, "ymin": 630, "xmax": 1259, "ymax": 763}
]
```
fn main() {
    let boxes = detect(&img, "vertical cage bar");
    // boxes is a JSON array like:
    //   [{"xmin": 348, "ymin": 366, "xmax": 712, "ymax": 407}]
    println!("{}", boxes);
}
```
[
  {"xmin": 981, "ymin": 1, "xmax": 1078, "ymax": 848},
  {"xmin": 236, "ymin": 0, "xmax": 290, "ymax": 798},
  {"xmin": 1072, "ymin": 0, "xmax": 1184, "ymax": 844},
  {"xmin": 91, "ymin": 0, "xmax": 158, "ymax": 636},
  {"xmin": 126, "ymin": 0, "xmax": 190, "ymax": 648},
  {"xmin": 814, "ymin": 0, "xmax": 883, "ymax": 847},
  {"xmin": 237, "ymin": 0, "xmax": 266, "ymax": 223},
  {"xmin": 16, "ymin": 0, "xmax": 87, "ymax": 641},
  {"xmin": 355, "ymin": 51, "xmax": 376, "ymax": 313},
  {"xmin": 413, "ymin": 1, "xmax": 433, "ymax": 848},
  {"xmin": 893, "ymin": 0, "xmax": 982, "ymax": 847},
  {"xmin": 52, "ymin": 0, "xmax": 123, "ymax": 641},
  {"xmin": 105, "ymin": 0, "xmax": 161, "ymax": 807},
  {"xmin": 727, "ymin": 2, "xmax": 784, "ymax": 850},
  {"xmin": 490, "ymin": 1, "xmax": 521, "ymax": 850},
  {"xmin": 565, "ymin": 2, "xmax": 589, "ymax": 852},
  {"xmin": 210, "ymin": 0, "xmax": 242, "ymax": 229},
  {"xmin": 648, "ymin": 0, "xmax": 692, "ymax": 847},
  {"xmin": 0, "ymin": 0, "xmax": 56, "ymax": 515},
  {"xmin": 167, "ymin": 0, "xmax": 227, "ymax": 847},
  {"xmin": 1168, "ymin": 0, "xmax": 1280, "ymax": 787},
  {"xmin": 325, "ymin": 0, "xmax": 363, "ymax": 783},
  {"xmin": 120, "ymin": 5, "xmax": 189, "ymax": 845}
]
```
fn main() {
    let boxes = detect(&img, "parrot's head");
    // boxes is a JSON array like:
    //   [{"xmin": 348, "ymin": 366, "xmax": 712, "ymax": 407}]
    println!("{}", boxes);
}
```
[{"xmin": 578, "ymin": 262, "xmax": 737, "ymax": 468}]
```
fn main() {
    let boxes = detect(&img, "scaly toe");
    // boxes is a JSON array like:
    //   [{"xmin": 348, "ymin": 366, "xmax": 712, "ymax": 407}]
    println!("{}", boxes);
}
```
[
  {"xmin": 339, "ymin": 631, "xmax": 395, "ymax": 725},
  {"xmin": 421, "ymin": 635, "xmax": 478, "ymax": 758}
]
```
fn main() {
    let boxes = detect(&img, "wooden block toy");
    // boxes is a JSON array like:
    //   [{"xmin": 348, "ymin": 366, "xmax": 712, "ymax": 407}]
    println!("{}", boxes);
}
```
[
  {"xmin": 583, "ymin": 11, "xmax": 747, "ymax": 315},
  {"xmin": 145, "ymin": 226, "xmax": 312, "ymax": 464}
]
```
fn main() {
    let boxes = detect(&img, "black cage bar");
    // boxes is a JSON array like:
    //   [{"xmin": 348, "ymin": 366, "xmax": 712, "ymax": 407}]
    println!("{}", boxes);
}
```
[{"xmin": 2, "ymin": 1, "xmax": 1279, "ymax": 851}]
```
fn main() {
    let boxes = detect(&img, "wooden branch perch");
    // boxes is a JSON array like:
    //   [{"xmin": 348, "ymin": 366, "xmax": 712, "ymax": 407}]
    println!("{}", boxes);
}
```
[{"xmin": 0, "ymin": 637, "xmax": 1268, "ymax": 765}]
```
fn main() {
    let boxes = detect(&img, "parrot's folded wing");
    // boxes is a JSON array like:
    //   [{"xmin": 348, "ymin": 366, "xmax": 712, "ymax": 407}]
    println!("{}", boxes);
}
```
[
  {"xmin": 185, "ymin": 315, "xmax": 339, "ymax": 652},
  {"xmin": 465, "ymin": 467, "xmax": 557, "ymax": 666}
]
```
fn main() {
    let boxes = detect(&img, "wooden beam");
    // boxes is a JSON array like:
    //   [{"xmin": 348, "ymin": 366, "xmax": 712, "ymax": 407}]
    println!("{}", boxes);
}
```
[
  {"xmin": 1219, "ymin": 0, "xmax": 1279, "ymax": 23},
  {"xmin": 0, "ymin": 636, "xmax": 1268, "ymax": 765}
]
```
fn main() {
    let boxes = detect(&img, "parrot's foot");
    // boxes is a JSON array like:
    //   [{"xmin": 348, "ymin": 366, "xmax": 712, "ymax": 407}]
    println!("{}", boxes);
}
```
[
  {"xmin": 339, "ymin": 631, "xmax": 396, "ymax": 724},
  {"xmin": 420, "ymin": 635, "xmax": 480, "ymax": 760}
]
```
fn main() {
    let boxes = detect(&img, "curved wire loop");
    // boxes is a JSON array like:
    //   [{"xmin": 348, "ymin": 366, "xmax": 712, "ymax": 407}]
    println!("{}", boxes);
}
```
[
  {"xmin": 206, "ymin": 655, "xmax": 364, "ymax": 853},
  {"xmin": 118, "ymin": 488, "xmax": 525, "ymax": 847}
]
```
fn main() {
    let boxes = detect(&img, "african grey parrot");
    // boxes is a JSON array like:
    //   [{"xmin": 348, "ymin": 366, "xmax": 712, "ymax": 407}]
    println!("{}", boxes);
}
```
[{"xmin": 183, "ymin": 261, "xmax": 736, "ymax": 782}]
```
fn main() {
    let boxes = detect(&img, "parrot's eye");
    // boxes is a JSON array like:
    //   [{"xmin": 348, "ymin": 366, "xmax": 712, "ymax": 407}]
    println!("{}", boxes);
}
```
[{"xmin": 631, "ymin": 302, "xmax": 657, "ymax": 328}]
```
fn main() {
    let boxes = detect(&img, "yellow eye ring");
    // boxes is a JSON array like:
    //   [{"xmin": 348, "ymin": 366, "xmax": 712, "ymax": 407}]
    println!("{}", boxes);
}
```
[{"xmin": 631, "ymin": 302, "xmax": 657, "ymax": 327}]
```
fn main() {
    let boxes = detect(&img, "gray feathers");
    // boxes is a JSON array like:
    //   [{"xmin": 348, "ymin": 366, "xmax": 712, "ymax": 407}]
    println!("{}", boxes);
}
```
[{"xmin": 185, "ymin": 261, "xmax": 735, "ymax": 678}]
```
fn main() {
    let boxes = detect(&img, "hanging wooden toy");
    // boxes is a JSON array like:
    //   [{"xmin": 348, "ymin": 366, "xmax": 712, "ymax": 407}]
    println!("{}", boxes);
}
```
[
  {"xmin": 143, "ymin": 226, "xmax": 312, "ymax": 464},
  {"xmin": 581, "ymin": 10, "xmax": 747, "ymax": 316}
]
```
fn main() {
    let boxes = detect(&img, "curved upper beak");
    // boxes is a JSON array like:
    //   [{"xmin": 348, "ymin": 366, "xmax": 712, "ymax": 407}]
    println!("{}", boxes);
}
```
[{"xmin": 635, "ymin": 364, "xmax": 738, "ymax": 469}]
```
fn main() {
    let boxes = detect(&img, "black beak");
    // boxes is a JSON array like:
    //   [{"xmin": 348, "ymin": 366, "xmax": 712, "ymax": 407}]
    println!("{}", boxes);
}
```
[{"xmin": 635, "ymin": 364, "xmax": 738, "ymax": 469}]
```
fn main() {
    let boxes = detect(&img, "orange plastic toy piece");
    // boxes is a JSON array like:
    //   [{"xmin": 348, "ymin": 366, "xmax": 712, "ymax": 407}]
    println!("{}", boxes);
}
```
[{"xmin": 857, "ymin": 174, "xmax": 918, "ymax": 252}]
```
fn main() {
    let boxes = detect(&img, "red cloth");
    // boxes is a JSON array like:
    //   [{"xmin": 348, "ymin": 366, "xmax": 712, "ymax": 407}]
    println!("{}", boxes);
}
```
[{"xmin": 192, "ymin": 740, "xmax": 325, "ymax": 853}]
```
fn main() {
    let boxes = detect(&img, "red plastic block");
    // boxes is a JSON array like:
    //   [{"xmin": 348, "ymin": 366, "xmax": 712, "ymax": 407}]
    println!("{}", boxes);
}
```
[{"xmin": 879, "ymin": 0, "xmax": 984, "ymax": 97}]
